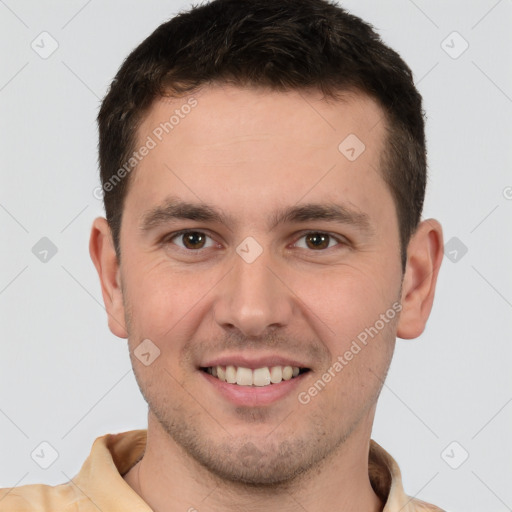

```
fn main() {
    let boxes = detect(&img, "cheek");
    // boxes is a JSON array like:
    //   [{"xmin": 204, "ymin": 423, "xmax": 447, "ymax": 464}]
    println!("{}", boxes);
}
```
[
  {"xmin": 294, "ymin": 264, "xmax": 398, "ymax": 339},
  {"xmin": 123, "ymin": 259, "xmax": 220, "ymax": 344},
  {"xmin": 292, "ymin": 265, "xmax": 398, "ymax": 397}
]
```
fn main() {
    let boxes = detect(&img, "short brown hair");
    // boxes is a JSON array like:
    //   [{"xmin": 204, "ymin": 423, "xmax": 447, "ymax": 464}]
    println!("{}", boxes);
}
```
[{"xmin": 98, "ymin": 0, "xmax": 426, "ymax": 271}]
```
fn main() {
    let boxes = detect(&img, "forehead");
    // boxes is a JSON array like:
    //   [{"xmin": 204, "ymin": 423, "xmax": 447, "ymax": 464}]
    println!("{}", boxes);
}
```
[
  {"xmin": 126, "ymin": 84, "xmax": 393, "ymax": 233},
  {"xmin": 138, "ymin": 84, "xmax": 386, "ymax": 156}
]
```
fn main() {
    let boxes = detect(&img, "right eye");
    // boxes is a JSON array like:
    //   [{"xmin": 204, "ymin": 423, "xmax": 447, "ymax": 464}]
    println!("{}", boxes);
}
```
[{"xmin": 164, "ymin": 230, "xmax": 218, "ymax": 251}]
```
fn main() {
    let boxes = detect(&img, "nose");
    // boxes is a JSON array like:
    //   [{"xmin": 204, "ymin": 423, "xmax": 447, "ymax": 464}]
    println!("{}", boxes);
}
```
[{"xmin": 213, "ymin": 246, "xmax": 294, "ymax": 338}]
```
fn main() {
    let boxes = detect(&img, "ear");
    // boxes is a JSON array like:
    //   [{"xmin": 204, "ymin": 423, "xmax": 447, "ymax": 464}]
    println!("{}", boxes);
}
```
[
  {"xmin": 89, "ymin": 217, "xmax": 128, "ymax": 338},
  {"xmin": 397, "ymin": 219, "xmax": 444, "ymax": 339}
]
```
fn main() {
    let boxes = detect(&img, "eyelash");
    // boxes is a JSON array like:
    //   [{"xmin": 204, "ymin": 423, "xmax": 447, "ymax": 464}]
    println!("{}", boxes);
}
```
[{"xmin": 162, "ymin": 229, "xmax": 348, "ymax": 253}]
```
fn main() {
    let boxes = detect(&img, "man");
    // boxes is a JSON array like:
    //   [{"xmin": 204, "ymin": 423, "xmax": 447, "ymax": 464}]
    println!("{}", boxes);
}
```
[{"xmin": 0, "ymin": 0, "xmax": 445, "ymax": 510}]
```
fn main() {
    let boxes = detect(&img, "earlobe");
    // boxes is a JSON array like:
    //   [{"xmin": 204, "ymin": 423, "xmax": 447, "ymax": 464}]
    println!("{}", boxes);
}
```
[
  {"xmin": 89, "ymin": 217, "xmax": 128, "ymax": 338},
  {"xmin": 397, "ymin": 219, "xmax": 444, "ymax": 340}
]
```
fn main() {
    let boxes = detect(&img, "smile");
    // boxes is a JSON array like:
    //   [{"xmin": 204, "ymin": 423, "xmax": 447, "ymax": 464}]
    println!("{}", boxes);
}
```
[{"xmin": 201, "ymin": 365, "xmax": 310, "ymax": 387}]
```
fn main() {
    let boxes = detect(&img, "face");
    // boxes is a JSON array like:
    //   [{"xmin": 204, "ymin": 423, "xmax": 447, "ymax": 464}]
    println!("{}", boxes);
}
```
[{"xmin": 111, "ymin": 85, "xmax": 405, "ymax": 484}]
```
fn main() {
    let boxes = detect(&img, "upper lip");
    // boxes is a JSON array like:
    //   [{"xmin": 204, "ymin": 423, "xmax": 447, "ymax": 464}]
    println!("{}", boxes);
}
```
[{"xmin": 200, "ymin": 354, "xmax": 310, "ymax": 370}]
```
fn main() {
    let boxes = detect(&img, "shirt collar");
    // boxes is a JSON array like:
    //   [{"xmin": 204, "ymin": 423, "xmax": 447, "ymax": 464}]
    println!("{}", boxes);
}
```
[{"xmin": 73, "ymin": 429, "xmax": 426, "ymax": 511}]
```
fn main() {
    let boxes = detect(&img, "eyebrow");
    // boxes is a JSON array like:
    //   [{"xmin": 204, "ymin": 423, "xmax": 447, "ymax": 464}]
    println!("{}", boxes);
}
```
[{"xmin": 139, "ymin": 195, "xmax": 374, "ymax": 235}]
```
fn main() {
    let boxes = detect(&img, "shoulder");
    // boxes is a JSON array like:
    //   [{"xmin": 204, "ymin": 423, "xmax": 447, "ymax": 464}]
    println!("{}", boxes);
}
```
[
  {"xmin": 368, "ymin": 439, "xmax": 446, "ymax": 512},
  {"xmin": 406, "ymin": 495, "xmax": 446, "ymax": 511},
  {"xmin": 0, "ymin": 481, "xmax": 78, "ymax": 512}
]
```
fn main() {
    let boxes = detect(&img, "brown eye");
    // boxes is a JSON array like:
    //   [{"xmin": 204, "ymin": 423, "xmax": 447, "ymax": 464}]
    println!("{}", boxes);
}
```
[
  {"xmin": 168, "ymin": 231, "xmax": 214, "ymax": 250},
  {"xmin": 305, "ymin": 233, "xmax": 330, "ymax": 250},
  {"xmin": 182, "ymin": 232, "xmax": 206, "ymax": 249},
  {"xmin": 294, "ymin": 232, "xmax": 343, "ymax": 251}
]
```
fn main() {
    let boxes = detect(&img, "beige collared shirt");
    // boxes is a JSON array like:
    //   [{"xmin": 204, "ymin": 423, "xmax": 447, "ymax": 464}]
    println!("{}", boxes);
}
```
[{"xmin": 0, "ymin": 430, "xmax": 445, "ymax": 511}]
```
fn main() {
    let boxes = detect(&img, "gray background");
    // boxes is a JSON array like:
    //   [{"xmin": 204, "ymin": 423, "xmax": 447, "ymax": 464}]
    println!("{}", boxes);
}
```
[{"xmin": 1, "ymin": 1, "xmax": 511, "ymax": 510}]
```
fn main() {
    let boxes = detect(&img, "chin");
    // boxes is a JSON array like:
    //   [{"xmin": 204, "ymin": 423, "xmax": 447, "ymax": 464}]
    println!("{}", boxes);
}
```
[
  {"xmin": 189, "ymin": 439, "xmax": 317, "ymax": 487},
  {"xmin": 155, "ymin": 406, "xmax": 341, "ymax": 487}
]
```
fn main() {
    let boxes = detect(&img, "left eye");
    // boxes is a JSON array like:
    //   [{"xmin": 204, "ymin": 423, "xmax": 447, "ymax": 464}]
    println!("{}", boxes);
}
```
[{"xmin": 293, "ymin": 232, "xmax": 343, "ymax": 250}]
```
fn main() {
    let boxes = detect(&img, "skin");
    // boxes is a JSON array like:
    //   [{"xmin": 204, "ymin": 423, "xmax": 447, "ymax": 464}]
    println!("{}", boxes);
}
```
[{"xmin": 90, "ymin": 84, "xmax": 443, "ymax": 512}]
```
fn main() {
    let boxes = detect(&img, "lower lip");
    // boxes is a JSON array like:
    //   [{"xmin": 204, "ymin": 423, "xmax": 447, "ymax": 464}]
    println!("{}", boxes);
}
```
[{"xmin": 200, "ymin": 370, "xmax": 308, "ymax": 406}]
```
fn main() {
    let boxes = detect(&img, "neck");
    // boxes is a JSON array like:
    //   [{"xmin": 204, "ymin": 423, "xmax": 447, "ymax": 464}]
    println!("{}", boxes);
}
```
[{"xmin": 124, "ymin": 409, "xmax": 383, "ymax": 512}]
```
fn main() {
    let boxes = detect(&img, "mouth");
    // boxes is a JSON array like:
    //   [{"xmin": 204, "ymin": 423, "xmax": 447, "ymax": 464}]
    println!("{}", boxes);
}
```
[{"xmin": 200, "ymin": 365, "xmax": 311, "ymax": 387}]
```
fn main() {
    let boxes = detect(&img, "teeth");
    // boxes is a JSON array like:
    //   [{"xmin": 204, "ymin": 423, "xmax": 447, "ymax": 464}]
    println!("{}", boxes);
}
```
[
  {"xmin": 269, "ymin": 366, "xmax": 282, "ymax": 384},
  {"xmin": 253, "ymin": 367, "xmax": 271, "ymax": 386},
  {"xmin": 225, "ymin": 365, "xmax": 237, "ymax": 384},
  {"xmin": 282, "ymin": 366, "xmax": 293, "ymax": 380},
  {"xmin": 207, "ymin": 365, "xmax": 303, "ymax": 386},
  {"xmin": 236, "ymin": 367, "xmax": 253, "ymax": 386}
]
